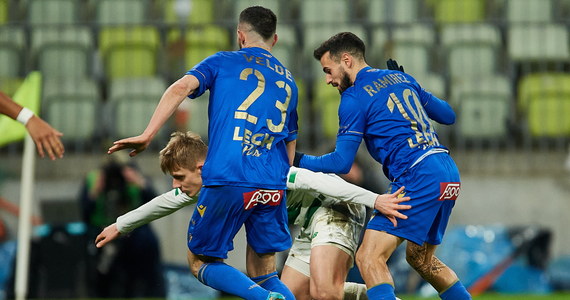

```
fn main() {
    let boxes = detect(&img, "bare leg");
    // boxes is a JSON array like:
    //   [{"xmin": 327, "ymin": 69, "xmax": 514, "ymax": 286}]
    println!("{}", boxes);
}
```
[
  {"xmin": 356, "ymin": 229, "xmax": 404, "ymax": 288},
  {"xmin": 246, "ymin": 244, "xmax": 277, "ymax": 277},
  {"xmin": 309, "ymin": 244, "xmax": 352, "ymax": 300},
  {"xmin": 186, "ymin": 249, "xmax": 221, "ymax": 277},
  {"xmin": 405, "ymin": 242, "xmax": 459, "ymax": 292},
  {"xmin": 281, "ymin": 265, "xmax": 311, "ymax": 300}
]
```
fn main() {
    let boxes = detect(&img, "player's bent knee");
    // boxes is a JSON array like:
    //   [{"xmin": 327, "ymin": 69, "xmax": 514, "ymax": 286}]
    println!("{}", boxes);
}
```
[{"xmin": 310, "ymin": 284, "xmax": 343, "ymax": 300}]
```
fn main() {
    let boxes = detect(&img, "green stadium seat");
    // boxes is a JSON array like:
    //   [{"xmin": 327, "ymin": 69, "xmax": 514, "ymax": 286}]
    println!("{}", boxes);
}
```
[
  {"xmin": 366, "ymin": 0, "xmax": 419, "ymax": 25},
  {"xmin": 508, "ymin": 24, "xmax": 570, "ymax": 62},
  {"xmin": 440, "ymin": 23, "xmax": 502, "ymax": 49},
  {"xmin": 271, "ymin": 24, "xmax": 298, "ymax": 73},
  {"xmin": 0, "ymin": 26, "xmax": 25, "ymax": 78},
  {"xmin": 507, "ymin": 0, "xmax": 552, "ymax": 23},
  {"xmin": 185, "ymin": 91, "xmax": 209, "ymax": 140},
  {"xmin": 99, "ymin": 26, "xmax": 161, "ymax": 79},
  {"xmin": 42, "ymin": 78, "xmax": 101, "ymax": 142},
  {"xmin": 0, "ymin": 0, "xmax": 8, "ymax": 24},
  {"xmin": 448, "ymin": 44, "xmax": 498, "ymax": 82},
  {"xmin": 166, "ymin": 25, "xmax": 230, "ymax": 75},
  {"xmin": 369, "ymin": 27, "xmax": 388, "ymax": 66},
  {"xmin": 300, "ymin": 0, "xmax": 349, "ymax": 24},
  {"xmin": 31, "ymin": 27, "xmax": 94, "ymax": 78},
  {"xmin": 303, "ymin": 24, "xmax": 367, "ymax": 78},
  {"xmin": 161, "ymin": 0, "xmax": 214, "ymax": 25},
  {"xmin": 96, "ymin": 0, "xmax": 147, "ymax": 25},
  {"xmin": 518, "ymin": 73, "xmax": 570, "ymax": 137},
  {"xmin": 433, "ymin": 0, "xmax": 486, "ymax": 25},
  {"xmin": 452, "ymin": 75, "xmax": 511, "ymax": 139},
  {"xmin": 312, "ymin": 79, "xmax": 340, "ymax": 140},
  {"xmin": 28, "ymin": 0, "xmax": 78, "ymax": 25},
  {"xmin": 106, "ymin": 76, "xmax": 167, "ymax": 139}
]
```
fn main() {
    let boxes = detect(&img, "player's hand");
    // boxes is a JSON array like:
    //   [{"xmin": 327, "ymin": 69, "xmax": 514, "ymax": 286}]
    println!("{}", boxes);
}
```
[
  {"xmin": 26, "ymin": 115, "xmax": 64, "ymax": 160},
  {"xmin": 386, "ymin": 58, "xmax": 405, "ymax": 72},
  {"xmin": 95, "ymin": 223, "xmax": 121, "ymax": 248},
  {"xmin": 374, "ymin": 186, "xmax": 411, "ymax": 227},
  {"xmin": 108, "ymin": 135, "xmax": 151, "ymax": 157}
]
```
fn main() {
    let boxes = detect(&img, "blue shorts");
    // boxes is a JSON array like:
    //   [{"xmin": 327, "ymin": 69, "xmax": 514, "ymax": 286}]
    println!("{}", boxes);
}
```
[
  {"xmin": 187, "ymin": 185, "xmax": 292, "ymax": 259},
  {"xmin": 367, "ymin": 153, "xmax": 461, "ymax": 245}
]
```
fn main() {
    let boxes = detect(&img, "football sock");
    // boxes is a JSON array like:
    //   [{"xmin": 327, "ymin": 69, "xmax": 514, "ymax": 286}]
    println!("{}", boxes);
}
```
[
  {"xmin": 197, "ymin": 262, "xmax": 269, "ymax": 300},
  {"xmin": 251, "ymin": 271, "xmax": 295, "ymax": 300},
  {"xmin": 367, "ymin": 283, "xmax": 397, "ymax": 300},
  {"xmin": 344, "ymin": 282, "xmax": 368, "ymax": 300},
  {"xmin": 440, "ymin": 281, "xmax": 472, "ymax": 300}
]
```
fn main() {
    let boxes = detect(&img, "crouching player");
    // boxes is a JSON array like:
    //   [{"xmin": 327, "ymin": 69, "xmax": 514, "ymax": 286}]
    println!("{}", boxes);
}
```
[{"xmin": 95, "ymin": 131, "xmax": 410, "ymax": 300}]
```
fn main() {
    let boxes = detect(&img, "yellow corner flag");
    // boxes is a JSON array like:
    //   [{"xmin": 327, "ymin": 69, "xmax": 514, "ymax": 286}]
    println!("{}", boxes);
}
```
[{"xmin": 0, "ymin": 72, "xmax": 42, "ymax": 147}]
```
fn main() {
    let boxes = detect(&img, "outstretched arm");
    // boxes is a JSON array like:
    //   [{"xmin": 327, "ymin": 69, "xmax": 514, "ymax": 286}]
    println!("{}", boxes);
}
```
[
  {"xmin": 297, "ymin": 135, "xmax": 361, "ymax": 174},
  {"xmin": 0, "ymin": 92, "xmax": 64, "ymax": 160},
  {"xmin": 94, "ymin": 188, "xmax": 196, "ymax": 248},
  {"xmin": 287, "ymin": 167, "xmax": 411, "ymax": 227},
  {"xmin": 108, "ymin": 75, "xmax": 200, "ymax": 156}
]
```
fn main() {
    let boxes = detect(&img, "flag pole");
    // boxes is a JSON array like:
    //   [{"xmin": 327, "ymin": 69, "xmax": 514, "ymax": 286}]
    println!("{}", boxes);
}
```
[{"xmin": 15, "ymin": 134, "xmax": 36, "ymax": 300}]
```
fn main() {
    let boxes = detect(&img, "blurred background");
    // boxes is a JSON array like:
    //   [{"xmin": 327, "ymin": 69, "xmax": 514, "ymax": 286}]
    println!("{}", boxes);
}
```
[{"xmin": 1, "ymin": 0, "xmax": 570, "ymax": 298}]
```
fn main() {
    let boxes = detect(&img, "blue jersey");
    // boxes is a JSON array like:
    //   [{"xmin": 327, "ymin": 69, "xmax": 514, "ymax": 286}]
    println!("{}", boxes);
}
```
[
  {"xmin": 186, "ymin": 47, "xmax": 298, "ymax": 189},
  {"xmin": 337, "ymin": 67, "xmax": 453, "ymax": 180}
]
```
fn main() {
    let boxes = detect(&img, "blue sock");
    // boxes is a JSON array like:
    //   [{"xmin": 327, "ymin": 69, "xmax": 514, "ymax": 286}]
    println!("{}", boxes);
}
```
[
  {"xmin": 367, "ymin": 283, "xmax": 396, "ymax": 300},
  {"xmin": 251, "ymin": 271, "xmax": 295, "ymax": 300},
  {"xmin": 198, "ymin": 262, "xmax": 269, "ymax": 300},
  {"xmin": 440, "ymin": 281, "xmax": 471, "ymax": 300}
]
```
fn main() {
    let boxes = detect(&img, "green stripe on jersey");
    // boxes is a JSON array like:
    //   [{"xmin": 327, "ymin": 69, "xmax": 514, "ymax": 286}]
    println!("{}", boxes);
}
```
[{"xmin": 288, "ymin": 170, "xmax": 297, "ymax": 183}]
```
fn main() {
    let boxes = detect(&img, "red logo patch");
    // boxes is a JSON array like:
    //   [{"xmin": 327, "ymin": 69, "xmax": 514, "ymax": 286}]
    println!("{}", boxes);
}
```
[
  {"xmin": 243, "ymin": 189, "xmax": 283, "ymax": 210},
  {"xmin": 439, "ymin": 182, "xmax": 461, "ymax": 201}
]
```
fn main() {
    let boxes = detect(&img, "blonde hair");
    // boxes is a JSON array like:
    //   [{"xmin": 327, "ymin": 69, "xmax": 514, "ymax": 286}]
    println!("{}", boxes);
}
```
[{"xmin": 159, "ymin": 131, "xmax": 208, "ymax": 173}]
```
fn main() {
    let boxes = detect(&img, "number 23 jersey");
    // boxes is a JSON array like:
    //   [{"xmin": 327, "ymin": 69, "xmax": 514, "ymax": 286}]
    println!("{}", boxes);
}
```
[{"xmin": 186, "ymin": 47, "xmax": 299, "ymax": 189}]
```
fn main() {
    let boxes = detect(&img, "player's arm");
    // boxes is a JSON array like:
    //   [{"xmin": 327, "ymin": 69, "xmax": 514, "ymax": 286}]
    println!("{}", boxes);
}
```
[
  {"xmin": 108, "ymin": 75, "xmax": 200, "ymax": 156},
  {"xmin": 419, "ymin": 89, "xmax": 455, "ymax": 125},
  {"xmin": 95, "ymin": 188, "xmax": 196, "ymax": 248},
  {"xmin": 296, "ymin": 135, "xmax": 360, "ymax": 173},
  {"xmin": 0, "ymin": 92, "xmax": 64, "ymax": 160},
  {"xmin": 287, "ymin": 167, "xmax": 411, "ymax": 226},
  {"xmin": 286, "ymin": 139, "xmax": 296, "ymax": 166}
]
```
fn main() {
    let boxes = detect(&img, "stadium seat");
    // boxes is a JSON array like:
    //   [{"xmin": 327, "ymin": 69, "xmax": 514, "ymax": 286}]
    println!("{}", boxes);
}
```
[
  {"xmin": 518, "ymin": 73, "xmax": 570, "ymax": 137},
  {"xmin": 98, "ymin": 26, "xmax": 161, "ymax": 79},
  {"xmin": 185, "ymin": 91, "xmax": 209, "ymax": 140},
  {"xmin": 28, "ymin": 0, "xmax": 78, "ymax": 25},
  {"xmin": 312, "ymin": 79, "xmax": 340, "ymax": 140},
  {"xmin": 161, "ymin": 0, "xmax": 214, "ymax": 25},
  {"xmin": 300, "ymin": 0, "xmax": 350, "ymax": 24},
  {"xmin": 166, "ymin": 25, "xmax": 230, "ymax": 75},
  {"xmin": 42, "ymin": 78, "xmax": 101, "ymax": 143},
  {"xmin": 0, "ymin": 0, "xmax": 8, "ymax": 24},
  {"xmin": 95, "ymin": 0, "xmax": 147, "ymax": 25},
  {"xmin": 303, "ymin": 24, "xmax": 367, "ymax": 78},
  {"xmin": 106, "ymin": 76, "xmax": 167, "ymax": 139},
  {"xmin": 369, "ymin": 27, "xmax": 388, "ymax": 65},
  {"xmin": 365, "ymin": 0, "xmax": 419, "ymax": 25},
  {"xmin": 451, "ymin": 75, "xmax": 511, "ymax": 139},
  {"xmin": 31, "ymin": 27, "xmax": 94, "ymax": 78},
  {"xmin": 508, "ymin": 24, "xmax": 569, "ymax": 62},
  {"xmin": 506, "ymin": 0, "xmax": 552, "ymax": 23},
  {"xmin": 0, "ymin": 26, "xmax": 25, "ymax": 78},
  {"xmin": 433, "ymin": 0, "xmax": 486, "ymax": 25},
  {"xmin": 448, "ymin": 44, "xmax": 498, "ymax": 82},
  {"xmin": 388, "ymin": 24, "xmax": 437, "ymax": 78},
  {"xmin": 440, "ymin": 23, "xmax": 502, "ymax": 49},
  {"xmin": 271, "ymin": 24, "xmax": 298, "ymax": 73}
]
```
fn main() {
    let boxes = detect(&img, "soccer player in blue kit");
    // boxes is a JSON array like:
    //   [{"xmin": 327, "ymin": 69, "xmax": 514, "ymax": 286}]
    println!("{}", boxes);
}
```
[
  {"xmin": 295, "ymin": 32, "xmax": 472, "ymax": 300},
  {"xmin": 107, "ymin": 6, "xmax": 298, "ymax": 300}
]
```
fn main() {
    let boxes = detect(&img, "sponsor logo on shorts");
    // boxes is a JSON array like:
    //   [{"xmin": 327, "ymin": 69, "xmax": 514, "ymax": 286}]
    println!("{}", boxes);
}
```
[
  {"xmin": 439, "ymin": 182, "xmax": 461, "ymax": 201},
  {"xmin": 243, "ymin": 189, "xmax": 283, "ymax": 210}
]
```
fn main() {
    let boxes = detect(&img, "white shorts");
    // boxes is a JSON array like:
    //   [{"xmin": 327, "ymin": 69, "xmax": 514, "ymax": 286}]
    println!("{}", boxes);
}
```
[{"xmin": 285, "ymin": 203, "xmax": 366, "ymax": 277}]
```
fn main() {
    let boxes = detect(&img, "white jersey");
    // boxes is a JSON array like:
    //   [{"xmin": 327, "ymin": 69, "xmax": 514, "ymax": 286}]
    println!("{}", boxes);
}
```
[
  {"xmin": 116, "ymin": 188, "xmax": 197, "ymax": 233},
  {"xmin": 115, "ymin": 167, "xmax": 378, "ymax": 234},
  {"xmin": 286, "ymin": 166, "xmax": 376, "ymax": 227}
]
